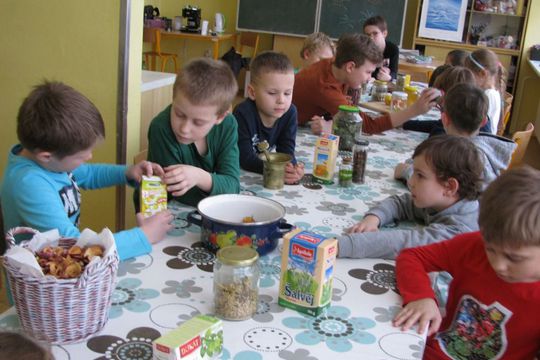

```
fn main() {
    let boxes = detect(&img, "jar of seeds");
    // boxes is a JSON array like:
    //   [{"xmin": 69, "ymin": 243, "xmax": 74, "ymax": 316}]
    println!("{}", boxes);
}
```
[
  {"xmin": 333, "ymin": 105, "xmax": 362, "ymax": 152},
  {"xmin": 214, "ymin": 246, "xmax": 259, "ymax": 321},
  {"xmin": 339, "ymin": 157, "xmax": 353, "ymax": 187},
  {"xmin": 352, "ymin": 139, "xmax": 369, "ymax": 184},
  {"xmin": 372, "ymin": 80, "xmax": 388, "ymax": 102}
]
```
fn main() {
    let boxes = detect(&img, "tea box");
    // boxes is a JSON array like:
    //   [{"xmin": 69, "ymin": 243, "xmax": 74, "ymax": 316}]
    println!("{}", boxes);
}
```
[
  {"xmin": 312, "ymin": 133, "xmax": 339, "ymax": 184},
  {"xmin": 140, "ymin": 175, "xmax": 167, "ymax": 217},
  {"xmin": 278, "ymin": 229, "xmax": 337, "ymax": 316},
  {"xmin": 153, "ymin": 315, "xmax": 223, "ymax": 360}
]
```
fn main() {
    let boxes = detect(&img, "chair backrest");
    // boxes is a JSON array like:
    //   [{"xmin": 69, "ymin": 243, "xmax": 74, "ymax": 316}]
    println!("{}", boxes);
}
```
[
  {"xmin": 238, "ymin": 32, "xmax": 260, "ymax": 58},
  {"xmin": 143, "ymin": 27, "xmax": 163, "ymax": 55},
  {"xmin": 134, "ymin": 149, "xmax": 148, "ymax": 164},
  {"xmin": 498, "ymin": 91, "xmax": 513, "ymax": 136},
  {"xmin": 508, "ymin": 122, "xmax": 534, "ymax": 168}
]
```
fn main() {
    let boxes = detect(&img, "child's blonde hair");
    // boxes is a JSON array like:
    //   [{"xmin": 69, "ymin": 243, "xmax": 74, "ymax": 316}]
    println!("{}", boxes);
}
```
[
  {"xmin": 0, "ymin": 332, "xmax": 53, "ymax": 360},
  {"xmin": 464, "ymin": 48, "xmax": 507, "ymax": 92},
  {"xmin": 173, "ymin": 58, "xmax": 238, "ymax": 116},
  {"xmin": 299, "ymin": 32, "xmax": 334, "ymax": 59},
  {"xmin": 479, "ymin": 166, "xmax": 540, "ymax": 247}
]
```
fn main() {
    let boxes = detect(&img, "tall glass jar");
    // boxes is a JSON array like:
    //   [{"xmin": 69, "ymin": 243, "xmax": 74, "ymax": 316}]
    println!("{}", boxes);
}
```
[
  {"xmin": 352, "ymin": 139, "xmax": 369, "ymax": 184},
  {"xmin": 214, "ymin": 246, "xmax": 259, "ymax": 321},
  {"xmin": 333, "ymin": 105, "xmax": 362, "ymax": 152}
]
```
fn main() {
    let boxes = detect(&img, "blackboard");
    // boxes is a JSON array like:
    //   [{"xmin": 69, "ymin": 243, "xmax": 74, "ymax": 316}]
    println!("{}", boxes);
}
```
[
  {"xmin": 237, "ymin": 0, "xmax": 318, "ymax": 36},
  {"xmin": 237, "ymin": 0, "xmax": 407, "ymax": 46},
  {"xmin": 319, "ymin": 0, "xmax": 407, "ymax": 46}
]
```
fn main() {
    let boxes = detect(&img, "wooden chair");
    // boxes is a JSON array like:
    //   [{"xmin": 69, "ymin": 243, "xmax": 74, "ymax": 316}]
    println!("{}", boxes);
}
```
[
  {"xmin": 497, "ymin": 91, "xmax": 514, "ymax": 136},
  {"xmin": 237, "ymin": 32, "xmax": 260, "ymax": 59},
  {"xmin": 508, "ymin": 122, "xmax": 534, "ymax": 168},
  {"xmin": 143, "ymin": 27, "xmax": 178, "ymax": 73},
  {"xmin": 134, "ymin": 149, "xmax": 148, "ymax": 164}
]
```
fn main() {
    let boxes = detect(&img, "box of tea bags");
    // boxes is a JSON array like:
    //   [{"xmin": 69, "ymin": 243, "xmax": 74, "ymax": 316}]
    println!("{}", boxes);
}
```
[
  {"xmin": 312, "ymin": 134, "xmax": 339, "ymax": 184},
  {"xmin": 278, "ymin": 228, "xmax": 337, "ymax": 316},
  {"xmin": 140, "ymin": 175, "xmax": 167, "ymax": 218},
  {"xmin": 153, "ymin": 315, "xmax": 223, "ymax": 360}
]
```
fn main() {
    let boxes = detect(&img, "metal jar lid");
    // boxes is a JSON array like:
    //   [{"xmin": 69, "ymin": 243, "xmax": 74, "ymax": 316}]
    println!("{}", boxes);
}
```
[
  {"xmin": 217, "ymin": 246, "xmax": 259, "ymax": 266},
  {"xmin": 354, "ymin": 139, "xmax": 370, "ymax": 146}
]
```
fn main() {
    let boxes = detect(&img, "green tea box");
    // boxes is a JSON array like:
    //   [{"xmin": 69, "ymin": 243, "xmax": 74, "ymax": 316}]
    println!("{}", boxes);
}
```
[
  {"xmin": 153, "ymin": 315, "xmax": 223, "ymax": 360},
  {"xmin": 278, "ymin": 228, "xmax": 337, "ymax": 316}
]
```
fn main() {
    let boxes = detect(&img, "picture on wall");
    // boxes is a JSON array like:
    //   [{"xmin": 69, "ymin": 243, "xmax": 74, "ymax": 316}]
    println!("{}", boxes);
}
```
[{"xmin": 418, "ymin": 0, "xmax": 468, "ymax": 42}]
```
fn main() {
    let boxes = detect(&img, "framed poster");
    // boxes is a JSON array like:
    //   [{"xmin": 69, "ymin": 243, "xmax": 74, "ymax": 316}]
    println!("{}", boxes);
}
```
[{"xmin": 418, "ymin": 0, "xmax": 468, "ymax": 42}]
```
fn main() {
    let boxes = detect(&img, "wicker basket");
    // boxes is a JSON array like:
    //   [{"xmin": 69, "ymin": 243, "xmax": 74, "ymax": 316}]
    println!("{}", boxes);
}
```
[{"xmin": 2, "ymin": 227, "xmax": 119, "ymax": 344}]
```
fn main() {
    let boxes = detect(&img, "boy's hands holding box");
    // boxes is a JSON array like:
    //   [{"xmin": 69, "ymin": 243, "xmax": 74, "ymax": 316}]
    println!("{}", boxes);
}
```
[
  {"xmin": 393, "ymin": 298, "xmax": 442, "ymax": 336},
  {"xmin": 126, "ymin": 160, "xmax": 165, "ymax": 182},
  {"xmin": 163, "ymin": 164, "xmax": 213, "ymax": 196}
]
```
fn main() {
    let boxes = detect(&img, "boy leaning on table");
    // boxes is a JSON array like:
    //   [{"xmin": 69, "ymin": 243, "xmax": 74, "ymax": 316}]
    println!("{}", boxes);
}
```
[
  {"xmin": 396, "ymin": 82, "xmax": 516, "ymax": 190},
  {"xmin": 292, "ymin": 33, "xmax": 439, "ymax": 135},
  {"xmin": 393, "ymin": 166, "xmax": 540, "ymax": 359},
  {"xmin": 138, "ymin": 58, "xmax": 240, "ymax": 208},
  {"xmin": 234, "ymin": 51, "xmax": 304, "ymax": 185},
  {"xmin": 0, "ymin": 81, "xmax": 173, "ymax": 261},
  {"xmin": 363, "ymin": 15, "xmax": 399, "ymax": 81},
  {"xmin": 337, "ymin": 135, "xmax": 482, "ymax": 259}
]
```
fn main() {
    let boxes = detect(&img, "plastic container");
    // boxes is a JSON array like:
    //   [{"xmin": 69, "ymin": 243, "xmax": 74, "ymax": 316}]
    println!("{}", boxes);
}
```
[
  {"xmin": 372, "ymin": 80, "xmax": 388, "ymax": 102},
  {"xmin": 391, "ymin": 91, "xmax": 408, "ymax": 112},
  {"xmin": 333, "ymin": 105, "xmax": 362, "ymax": 152},
  {"xmin": 338, "ymin": 157, "xmax": 353, "ymax": 187},
  {"xmin": 214, "ymin": 246, "xmax": 259, "ymax": 320},
  {"xmin": 352, "ymin": 139, "xmax": 369, "ymax": 184}
]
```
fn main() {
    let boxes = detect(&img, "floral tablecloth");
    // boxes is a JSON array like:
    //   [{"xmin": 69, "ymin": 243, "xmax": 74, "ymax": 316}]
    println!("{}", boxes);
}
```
[{"xmin": 0, "ymin": 128, "xmax": 428, "ymax": 360}]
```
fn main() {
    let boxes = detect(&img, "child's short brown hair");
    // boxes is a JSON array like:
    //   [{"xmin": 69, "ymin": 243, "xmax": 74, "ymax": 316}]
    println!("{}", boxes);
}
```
[
  {"xmin": 250, "ymin": 51, "xmax": 294, "ymax": 83},
  {"xmin": 299, "ymin": 32, "xmax": 334, "ymax": 59},
  {"xmin": 0, "ymin": 332, "xmax": 53, "ymax": 360},
  {"xmin": 413, "ymin": 135, "xmax": 483, "ymax": 200},
  {"xmin": 479, "ymin": 166, "xmax": 540, "ymax": 247},
  {"xmin": 433, "ymin": 66, "xmax": 475, "ymax": 92},
  {"xmin": 446, "ymin": 49, "xmax": 469, "ymax": 66},
  {"xmin": 444, "ymin": 82, "xmax": 488, "ymax": 134},
  {"xmin": 17, "ymin": 81, "xmax": 105, "ymax": 158},
  {"xmin": 363, "ymin": 15, "xmax": 387, "ymax": 32},
  {"xmin": 334, "ymin": 33, "xmax": 382, "ymax": 68},
  {"xmin": 173, "ymin": 57, "xmax": 238, "ymax": 116}
]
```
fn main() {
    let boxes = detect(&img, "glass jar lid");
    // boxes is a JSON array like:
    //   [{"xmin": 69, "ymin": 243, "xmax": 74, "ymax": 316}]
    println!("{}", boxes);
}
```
[
  {"xmin": 404, "ymin": 85, "xmax": 418, "ymax": 93},
  {"xmin": 217, "ymin": 246, "xmax": 259, "ymax": 266},
  {"xmin": 392, "ymin": 91, "xmax": 408, "ymax": 100},
  {"xmin": 338, "ymin": 105, "xmax": 359, "ymax": 112},
  {"xmin": 354, "ymin": 139, "xmax": 370, "ymax": 146},
  {"xmin": 373, "ymin": 80, "xmax": 387, "ymax": 86}
]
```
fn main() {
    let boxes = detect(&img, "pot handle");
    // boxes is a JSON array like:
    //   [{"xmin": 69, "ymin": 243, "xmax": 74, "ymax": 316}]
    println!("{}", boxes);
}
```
[
  {"xmin": 277, "ymin": 219, "xmax": 294, "ymax": 234},
  {"xmin": 187, "ymin": 210, "xmax": 202, "ymax": 227}
]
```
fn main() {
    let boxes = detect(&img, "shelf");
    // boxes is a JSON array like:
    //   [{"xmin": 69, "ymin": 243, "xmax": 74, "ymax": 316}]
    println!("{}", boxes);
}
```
[
  {"xmin": 469, "ymin": 9, "xmax": 525, "ymax": 18},
  {"xmin": 414, "ymin": 38, "xmax": 521, "ymax": 56}
]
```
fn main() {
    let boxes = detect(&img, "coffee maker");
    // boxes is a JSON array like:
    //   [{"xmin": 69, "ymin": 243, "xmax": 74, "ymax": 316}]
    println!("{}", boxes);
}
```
[{"xmin": 181, "ymin": 5, "xmax": 201, "ymax": 33}]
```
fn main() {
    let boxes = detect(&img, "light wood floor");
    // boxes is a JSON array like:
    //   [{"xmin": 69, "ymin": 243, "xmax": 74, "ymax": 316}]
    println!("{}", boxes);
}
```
[{"xmin": 1, "ymin": 136, "xmax": 539, "ymax": 314}]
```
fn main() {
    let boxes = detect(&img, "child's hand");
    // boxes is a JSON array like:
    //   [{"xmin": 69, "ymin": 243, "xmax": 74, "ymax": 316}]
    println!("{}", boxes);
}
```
[
  {"xmin": 126, "ymin": 161, "xmax": 165, "ymax": 182},
  {"xmin": 410, "ymin": 88, "xmax": 439, "ymax": 115},
  {"xmin": 310, "ymin": 116, "xmax": 333, "ymax": 135},
  {"xmin": 163, "ymin": 164, "xmax": 206, "ymax": 196},
  {"xmin": 393, "ymin": 298, "xmax": 442, "ymax": 336},
  {"xmin": 394, "ymin": 162, "xmax": 408, "ymax": 179},
  {"xmin": 347, "ymin": 214, "xmax": 380, "ymax": 233},
  {"xmin": 376, "ymin": 66, "xmax": 392, "ymax": 82},
  {"xmin": 284, "ymin": 162, "xmax": 305, "ymax": 184},
  {"xmin": 136, "ymin": 210, "xmax": 174, "ymax": 244}
]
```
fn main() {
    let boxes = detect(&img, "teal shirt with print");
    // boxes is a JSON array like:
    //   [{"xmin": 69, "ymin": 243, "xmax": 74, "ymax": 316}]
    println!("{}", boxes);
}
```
[{"xmin": 147, "ymin": 105, "xmax": 240, "ymax": 207}]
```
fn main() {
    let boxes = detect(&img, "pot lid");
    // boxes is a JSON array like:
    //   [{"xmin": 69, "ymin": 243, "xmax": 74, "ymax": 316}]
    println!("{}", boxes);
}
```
[{"xmin": 217, "ymin": 246, "xmax": 259, "ymax": 266}]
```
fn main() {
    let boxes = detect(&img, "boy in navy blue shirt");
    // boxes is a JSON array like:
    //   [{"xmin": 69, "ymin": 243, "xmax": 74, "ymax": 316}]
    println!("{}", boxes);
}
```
[{"xmin": 234, "ymin": 51, "xmax": 304, "ymax": 184}]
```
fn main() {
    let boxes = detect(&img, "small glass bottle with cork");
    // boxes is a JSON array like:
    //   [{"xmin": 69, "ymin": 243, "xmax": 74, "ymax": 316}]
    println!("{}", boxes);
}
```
[{"xmin": 352, "ymin": 139, "xmax": 369, "ymax": 184}]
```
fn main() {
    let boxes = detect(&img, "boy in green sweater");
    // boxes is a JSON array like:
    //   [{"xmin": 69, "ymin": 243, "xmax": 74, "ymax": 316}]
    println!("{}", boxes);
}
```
[{"xmin": 143, "ymin": 58, "xmax": 240, "ymax": 207}]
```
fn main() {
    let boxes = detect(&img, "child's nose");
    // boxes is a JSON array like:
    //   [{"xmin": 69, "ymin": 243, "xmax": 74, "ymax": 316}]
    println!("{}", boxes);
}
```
[{"xmin": 491, "ymin": 256, "xmax": 508, "ymax": 273}]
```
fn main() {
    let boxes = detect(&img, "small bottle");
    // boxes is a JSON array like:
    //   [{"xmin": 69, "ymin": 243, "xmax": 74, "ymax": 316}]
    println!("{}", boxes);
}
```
[
  {"xmin": 214, "ymin": 246, "xmax": 259, "ymax": 321},
  {"xmin": 352, "ymin": 139, "xmax": 369, "ymax": 184},
  {"xmin": 339, "ymin": 157, "xmax": 353, "ymax": 187}
]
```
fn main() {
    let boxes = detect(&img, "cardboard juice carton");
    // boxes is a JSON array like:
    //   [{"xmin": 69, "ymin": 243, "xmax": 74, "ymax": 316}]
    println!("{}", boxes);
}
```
[
  {"xmin": 278, "ymin": 228, "xmax": 337, "ymax": 316},
  {"xmin": 140, "ymin": 175, "xmax": 168, "ymax": 217},
  {"xmin": 312, "ymin": 133, "xmax": 339, "ymax": 184},
  {"xmin": 153, "ymin": 315, "xmax": 223, "ymax": 360}
]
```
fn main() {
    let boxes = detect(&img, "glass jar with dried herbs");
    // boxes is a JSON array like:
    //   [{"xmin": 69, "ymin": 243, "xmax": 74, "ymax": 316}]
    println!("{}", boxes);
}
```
[
  {"xmin": 333, "ymin": 105, "xmax": 362, "ymax": 152},
  {"xmin": 213, "ymin": 246, "xmax": 259, "ymax": 321}
]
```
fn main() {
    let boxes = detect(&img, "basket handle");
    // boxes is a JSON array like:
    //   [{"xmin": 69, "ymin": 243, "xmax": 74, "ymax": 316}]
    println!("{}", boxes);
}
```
[{"xmin": 5, "ymin": 227, "xmax": 40, "ymax": 249}]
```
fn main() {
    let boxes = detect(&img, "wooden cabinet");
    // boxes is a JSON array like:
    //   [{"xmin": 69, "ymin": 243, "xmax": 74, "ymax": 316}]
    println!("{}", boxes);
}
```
[{"xmin": 412, "ymin": 0, "xmax": 530, "ymax": 94}]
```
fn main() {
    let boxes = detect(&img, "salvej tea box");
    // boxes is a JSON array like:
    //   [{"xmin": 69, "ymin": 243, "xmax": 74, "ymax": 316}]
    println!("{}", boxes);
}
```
[
  {"xmin": 312, "ymin": 133, "xmax": 339, "ymax": 184},
  {"xmin": 278, "ymin": 228, "xmax": 337, "ymax": 316},
  {"xmin": 140, "ymin": 175, "xmax": 168, "ymax": 218},
  {"xmin": 153, "ymin": 315, "xmax": 223, "ymax": 360}
]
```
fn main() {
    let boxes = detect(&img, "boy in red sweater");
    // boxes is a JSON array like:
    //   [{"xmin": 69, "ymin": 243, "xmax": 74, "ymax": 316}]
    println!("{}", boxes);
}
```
[{"xmin": 393, "ymin": 166, "xmax": 540, "ymax": 359}]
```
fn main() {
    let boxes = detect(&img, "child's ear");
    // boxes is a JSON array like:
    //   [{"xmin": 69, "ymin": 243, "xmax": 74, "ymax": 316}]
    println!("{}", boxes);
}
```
[
  {"xmin": 441, "ymin": 112, "xmax": 451, "ymax": 128},
  {"xmin": 382, "ymin": 30, "xmax": 388, "ymax": 38},
  {"xmin": 35, "ymin": 150, "xmax": 53, "ymax": 164},
  {"xmin": 344, "ymin": 60, "xmax": 356, "ymax": 73},
  {"xmin": 247, "ymin": 83, "xmax": 256, "ymax": 100},
  {"xmin": 444, "ymin": 177, "xmax": 459, "ymax": 197},
  {"xmin": 302, "ymin": 49, "xmax": 310, "ymax": 60},
  {"xmin": 214, "ymin": 109, "xmax": 230, "ymax": 125},
  {"xmin": 480, "ymin": 116, "xmax": 488, "ymax": 127}
]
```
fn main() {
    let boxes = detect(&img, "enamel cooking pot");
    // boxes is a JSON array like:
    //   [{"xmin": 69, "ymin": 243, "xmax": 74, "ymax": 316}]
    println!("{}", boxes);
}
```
[{"xmin": 187, "ymin": 194, "xmax": 293, "ymax": 255}]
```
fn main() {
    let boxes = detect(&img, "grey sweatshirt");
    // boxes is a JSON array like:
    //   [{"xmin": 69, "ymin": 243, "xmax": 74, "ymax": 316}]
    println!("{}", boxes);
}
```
[
  {"xmin": 396, "ymin": 133, "xmax": 516, "ymax": 190},
  {"xmin": 337, "ymin": 193, "xmax": 479, "ymax": 259}
]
